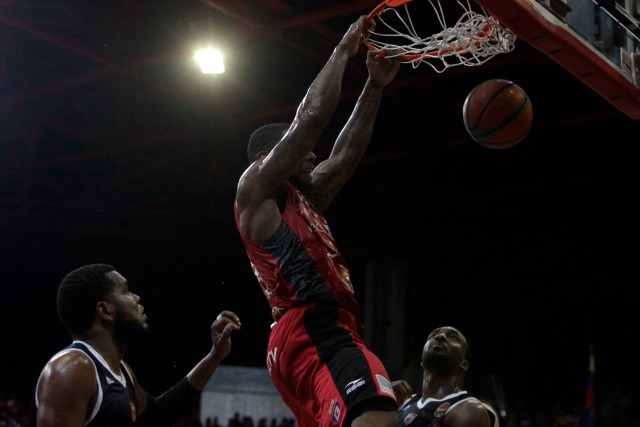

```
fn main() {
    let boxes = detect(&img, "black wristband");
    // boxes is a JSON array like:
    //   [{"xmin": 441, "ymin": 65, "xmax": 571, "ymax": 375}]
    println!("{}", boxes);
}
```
[
  {"xmin": 140, "ymin": 377, "xmax": 199, "ymax": 426},
  {"xmin": 156, "ymin": 377, "xmax": 199, "ymax": 413}
]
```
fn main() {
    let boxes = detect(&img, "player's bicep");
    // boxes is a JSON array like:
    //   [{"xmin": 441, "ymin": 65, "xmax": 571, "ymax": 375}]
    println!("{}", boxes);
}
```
[
  {"xmin": 256, "ymin": 117, "xmax": 327, "ymax": 187},
  {"xmin": 305, "ymin": 159, "xmax": 348, "ymax": 211}
]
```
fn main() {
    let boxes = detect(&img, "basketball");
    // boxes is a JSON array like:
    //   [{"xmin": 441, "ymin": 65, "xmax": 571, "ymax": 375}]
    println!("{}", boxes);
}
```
[{"xmin": 462, "ymin": 79, "xmax": 533, "ymax": 149}]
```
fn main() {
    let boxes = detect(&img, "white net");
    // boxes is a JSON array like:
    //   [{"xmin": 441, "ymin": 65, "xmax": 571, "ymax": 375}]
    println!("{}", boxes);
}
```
[{"xmin": 365, "ymin": 0, "xmax": 517, "ymax": 72}]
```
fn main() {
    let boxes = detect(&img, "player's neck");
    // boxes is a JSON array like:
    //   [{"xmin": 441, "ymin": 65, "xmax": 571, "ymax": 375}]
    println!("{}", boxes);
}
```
[
  {"xmin": 82, "ymin": 335, "xmax": 126, "ymax": 373},
  {"xmin": 421, "ymin": 373, "xmax": 462, "ymax": 400}
]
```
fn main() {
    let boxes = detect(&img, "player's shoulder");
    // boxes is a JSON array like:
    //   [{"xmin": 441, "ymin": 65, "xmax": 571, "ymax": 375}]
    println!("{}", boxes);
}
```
[
  {"xmin": 447, "ymin": 397, "xmax": 496, "ymax": 427},
  {"xmin": 236, "ymin": 161, "xmax": 260, "ymax": 195},
  {"xmin": 38, "ymin": 347, "xmax": 96, "ymax": 393},
  {"xmin": 47, "ymin": 347, "xmax": 94, "ymax": 374},
  {"xmin": 236, "ymin": 160, "xmax": 286, "ymax": 208}
]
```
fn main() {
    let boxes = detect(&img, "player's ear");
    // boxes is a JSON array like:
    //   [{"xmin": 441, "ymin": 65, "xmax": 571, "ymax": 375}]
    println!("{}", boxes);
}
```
[
  {"xmin": 96, "ymin": 301, "xmax": 114, "ymax": 321},
  {"xmin": 460, "ymin": 359, "xmax": 469, "ymax": 373}
]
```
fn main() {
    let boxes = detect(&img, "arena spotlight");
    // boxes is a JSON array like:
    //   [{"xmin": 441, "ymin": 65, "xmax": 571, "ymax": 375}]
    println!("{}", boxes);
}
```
[{"xmin": 194, "ymin": 47, "xmax": 224, "ymax": 74}]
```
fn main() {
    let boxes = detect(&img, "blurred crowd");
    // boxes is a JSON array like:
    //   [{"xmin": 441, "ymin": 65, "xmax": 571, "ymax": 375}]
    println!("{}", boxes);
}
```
[{"xmin": 0, "ymin": 390, "xmax": 26, "ymax": 427}]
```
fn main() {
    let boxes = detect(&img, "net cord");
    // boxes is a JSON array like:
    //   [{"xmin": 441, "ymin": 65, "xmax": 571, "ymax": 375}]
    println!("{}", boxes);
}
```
[{"xmin": 366, "ymin": 0, "xmax": 517, "ymax": 72}]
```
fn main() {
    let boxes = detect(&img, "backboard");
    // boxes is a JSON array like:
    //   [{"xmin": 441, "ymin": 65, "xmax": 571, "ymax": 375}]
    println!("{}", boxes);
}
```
[{"xmin": 474, "ymin": 0, "xmax": 640, "ymax": 119}]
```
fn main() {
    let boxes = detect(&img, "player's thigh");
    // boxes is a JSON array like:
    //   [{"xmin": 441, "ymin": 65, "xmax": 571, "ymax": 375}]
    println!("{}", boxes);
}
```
[{"xmin": 351, "ymin": 409, "xmax": 398, "ymax": 427}]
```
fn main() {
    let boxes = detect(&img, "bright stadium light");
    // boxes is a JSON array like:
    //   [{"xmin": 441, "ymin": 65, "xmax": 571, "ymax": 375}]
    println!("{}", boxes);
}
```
[{"xmin": 194, "ymin": 47, "xmax": 224, "ymax": 74}]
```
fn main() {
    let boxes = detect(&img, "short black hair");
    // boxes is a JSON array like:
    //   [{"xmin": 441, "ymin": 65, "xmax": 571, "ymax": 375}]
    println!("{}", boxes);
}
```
[
  {"xmin": 57, "ymin": 263, "xmax": 116, "ymax": 336},
  {"xmin": 247, "ymin": 123, "xmax": 290, "ymax": 162}
]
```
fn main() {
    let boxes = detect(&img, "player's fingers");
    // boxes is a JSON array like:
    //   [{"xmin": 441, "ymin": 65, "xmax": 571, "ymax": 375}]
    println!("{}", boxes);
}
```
[
  {"xmin": 222, "ymin": 323, "xmax": 236, "ymax": 335},
  {"xmin": 216, "ymin": 310, "xmax": 241, "ymax": 325}
]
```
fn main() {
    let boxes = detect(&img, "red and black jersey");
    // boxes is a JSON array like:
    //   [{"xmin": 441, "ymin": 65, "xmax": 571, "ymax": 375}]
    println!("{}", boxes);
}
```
[{"xmin": 234, "ymin": 181, "xmax": 362, "ymax": 327}]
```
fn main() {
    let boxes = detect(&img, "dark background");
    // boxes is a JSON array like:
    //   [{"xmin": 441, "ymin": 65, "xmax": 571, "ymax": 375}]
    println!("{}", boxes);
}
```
[{"xmin": 1, "ymin": 0, "xmax": 639, "ymax": 422}]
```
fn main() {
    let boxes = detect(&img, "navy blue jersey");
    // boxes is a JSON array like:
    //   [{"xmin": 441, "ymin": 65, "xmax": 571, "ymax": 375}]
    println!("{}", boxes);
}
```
[
  {"xmin": 32, "ymin": 341, "xmax": 138, "ymax": 426},
  {"xmin": 398, "ymin": 391, "xmax": 499, "ymax": 427}
]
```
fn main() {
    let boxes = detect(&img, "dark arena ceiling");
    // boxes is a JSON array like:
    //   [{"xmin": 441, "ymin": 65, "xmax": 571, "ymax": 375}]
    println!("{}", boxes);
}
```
[{"xmin": 2, "ymin": 0, "xmax": 637, "ymax": 246}]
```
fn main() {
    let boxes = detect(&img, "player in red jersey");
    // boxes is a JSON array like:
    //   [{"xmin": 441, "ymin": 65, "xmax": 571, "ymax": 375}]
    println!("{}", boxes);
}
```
[{"xmin": 234, "ymin": 15, "xmax": 401, "ymax": 427}]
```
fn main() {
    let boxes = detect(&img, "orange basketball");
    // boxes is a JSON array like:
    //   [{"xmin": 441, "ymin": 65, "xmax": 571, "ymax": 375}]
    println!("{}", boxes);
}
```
[{"xmin": 462, "ymin": 79, "xmax": 533, "ymax": 149}]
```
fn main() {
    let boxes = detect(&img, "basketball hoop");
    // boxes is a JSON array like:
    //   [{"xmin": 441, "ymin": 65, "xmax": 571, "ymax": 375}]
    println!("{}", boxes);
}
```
[{"xmin": 364, "ymin": 0, "xmax": 517, "ymax": 72}]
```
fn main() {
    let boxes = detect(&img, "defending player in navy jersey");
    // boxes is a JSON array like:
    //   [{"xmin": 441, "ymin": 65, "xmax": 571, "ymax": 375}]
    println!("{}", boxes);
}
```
[
  {"xmin": 31, "ymin": 264, "xmax": 241, "ymax": 427},
  {"xmin": 234, "ymin": 15, "xmax": 401, "ymax": 427},
  {"xmin": 394, "ymin": 326, "xmax": 499, "ymax": 427}
]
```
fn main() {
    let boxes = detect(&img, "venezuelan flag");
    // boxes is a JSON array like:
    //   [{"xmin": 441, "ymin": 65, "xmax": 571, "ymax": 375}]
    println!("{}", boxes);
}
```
[{"xmin": 583, "ymin": 345, "xmax": 596, "ymax": 427}]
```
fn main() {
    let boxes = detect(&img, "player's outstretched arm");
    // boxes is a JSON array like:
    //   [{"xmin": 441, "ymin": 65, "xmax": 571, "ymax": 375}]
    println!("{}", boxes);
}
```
[
  {"xmin": 137, "ymin": 311, "xmax": 241, "ymax": 425},
  {"xmin": 309, "ymin": 48, "xmax": 401, "ymax": 211},
  {"xmin": 187, "ymin": 310, "xmax": 241, "ymax": 390},
  {"xmin": 236, "ymin": 17, "xmax": 370, "ymax": 242},
  {"xmin": 245, "ymin": 16, "xmax": 368, "ymax": 198}
]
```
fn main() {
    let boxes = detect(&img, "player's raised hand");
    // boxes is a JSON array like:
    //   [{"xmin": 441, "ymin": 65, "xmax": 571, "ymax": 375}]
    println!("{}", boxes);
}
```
[
  {"xmin": 339, "ymin": 16, "xmax": 368, "ymax": 57},
  {"xmin": 366, "ymin": 47, "xmax": 402, "ymax": 88},
  {"xmin": 392, "ymin": 380, "xmax": 413, "ymax": 406},
  {"xmin": 210, "ymin": 310, "xmax": 241, "ymax": 359}
]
